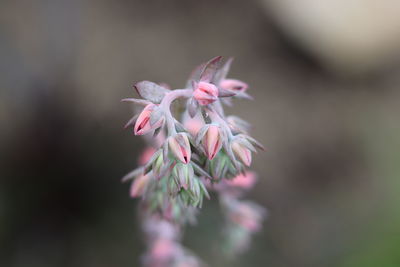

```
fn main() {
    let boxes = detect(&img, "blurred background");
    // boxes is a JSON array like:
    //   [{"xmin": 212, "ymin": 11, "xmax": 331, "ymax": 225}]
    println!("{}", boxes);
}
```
[{"xmin": 1, "ymin": 0, "xmax": 400, "ymax": 266}]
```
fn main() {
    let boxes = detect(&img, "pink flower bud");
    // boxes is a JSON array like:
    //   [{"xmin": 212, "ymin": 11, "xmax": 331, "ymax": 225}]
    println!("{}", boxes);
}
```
[
  {"xmin": 130, "ymin": 174, "xmax": 151, "ymax": 198},
  {"xmin": 232, "ymin": 141, "xmax": 252, "ymax": 166},
  {"xmin": 183, "ymin": 116, "xmax": 204, "ymax": 136},
  {"xmin": 226, "ymin": 171, "xmax": 256, "ymax": 190},
  {"xmin": 169, "ymin": 134, "xmax": 191, "ymax": 164},
  {"xmin": 138, "ymin": 147, "xmax": 157, "ymax": 165},
  {"xmin": 134, "ymin": 104, "xmax": 164, "ymax": 135},
  {"xmin": 220, "ymin": 79, "xmax": 248, "ymax": 92},
  {"xmin": 203, "ymin": 125, "xmax": 222, "ymax": 160},
  {"xmin": 193, "ymin": 81, "xmax": 218, "ymax": 106},
  {"xmin": 230, "ymin": 203, "xmax": 263, "ymax": 232}
]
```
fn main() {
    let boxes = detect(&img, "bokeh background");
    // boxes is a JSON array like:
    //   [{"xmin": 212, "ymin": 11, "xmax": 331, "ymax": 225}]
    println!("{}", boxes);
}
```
[{"xmin": 1, "ymin": 0, "xmax": 400, "ymax": 266}]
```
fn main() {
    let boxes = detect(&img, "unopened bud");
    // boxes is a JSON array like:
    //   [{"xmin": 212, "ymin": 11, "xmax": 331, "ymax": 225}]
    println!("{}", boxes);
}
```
[
  {"xmin": 193, "ymin": 82, "xmax": 218, "ymax": 106},
  {"xmin": 232, "ymin": 140, "xmax": 252, "ymax": 167},
  {"xmin": 134, "ymin": 104, "xmax": 164, "ymax": 135},
  {"xmin": 169, "ymin": 134, "xmax": 191, "ymax": 164},
  {"xmin": 202, "ymin": 125, "xmax": 222, "ymax": 160}
]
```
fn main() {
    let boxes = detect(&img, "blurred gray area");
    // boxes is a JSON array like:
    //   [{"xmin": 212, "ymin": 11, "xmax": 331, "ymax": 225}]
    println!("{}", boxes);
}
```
[{"xmin": 1, "ymin": 0, "xmax": 400, "ymax": 266}]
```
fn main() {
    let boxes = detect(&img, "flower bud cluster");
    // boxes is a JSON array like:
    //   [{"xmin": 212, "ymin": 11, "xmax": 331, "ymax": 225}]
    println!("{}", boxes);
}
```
[{"xmin": 122, "ymin": 57, "xmax": 265, "ymax": 266}]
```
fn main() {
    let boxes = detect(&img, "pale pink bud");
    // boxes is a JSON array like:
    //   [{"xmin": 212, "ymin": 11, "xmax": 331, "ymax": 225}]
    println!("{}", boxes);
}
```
[
  {"xmin": 230, "ymin": 203, "xmax": 263, "ymax": 232},
  {"xmin": 134, "ymin": 104, "xmax": 164, "ymax": 135},
  {"xmin": 203, "ymin": 125, "xmax": 222, "ymax": 160},
  {"xmin": 193, "ymin": 81, "xmax": 218, "ymax": 106},
  {"xmin": 138, "ymin": 147, "xmax": 157, "ymax": 165},
  {"xmin": 226, "ymin": 171, "xmax": 256, "ymax": 190},
  {"xmin": 169, "ymin": 134, "xmax": 191, "ymax": 164},
  {"xmin": 151, "ymin": 238, "xmax": 176, "ymax": 260},
  {"xmin": 220, "ymin": 79, "xmax": 248, "ymax": 92},
  {"xmin": 130, "ymin": 174, "xmax": 151, "ymax": 198},
  {"xmin": 232, "ymin": 141, "xmax": 252, "ymax": 166},
  {"xmin": 183, "ymin": 116, "xmax": 204, "ymax": 136}
]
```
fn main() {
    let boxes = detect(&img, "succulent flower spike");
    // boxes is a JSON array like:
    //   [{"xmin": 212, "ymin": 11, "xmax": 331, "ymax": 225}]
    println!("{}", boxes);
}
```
[
  {"xmin": 193, "ymin": 81, "xmax": 219, "ymax": 106},
  {"xmin": 169, "ymin": 133, "xmax": 191, "ymax": 164},
  {"xmin": 220, "ymin": 79, "xmax": 249, "ymax": 93},
  {"xmin": 231, "ymin": 139, "xmax": 252, "ymax": 166},
  {"xmin": 134, "ymin": 104, "xmax": 164, "ymax": 135},
  {"xmin": 202, "ymin": 125, "xmax": 222, "ymax": 160},
  {"xmin": 122, "ymin": 56, "xmax": 265, "ymax": 265}
]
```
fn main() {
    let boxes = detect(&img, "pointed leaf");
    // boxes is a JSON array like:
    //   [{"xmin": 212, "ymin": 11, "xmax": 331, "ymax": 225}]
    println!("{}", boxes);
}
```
[
  {"xmin": 121, "ymin": 98, "xmax": 151, "ymax": 106},
  {"xmin": 244, "ymin": 135, "xmax": 265, "ymax": 151},
  {"xmin": 124, "ymin": 114, "xmax": 138, "ymax": 129},
  {"xmin": 213, "ymin": 57, "xmax": 234, "ymax": 84},
  {"xmin": 192, "ymin": 162, "xmax": 211, "ymax": 179},
  {"xmin": 144, "ymin": 149, "xmax": 162, "ymax": 174},
  {"xmin": 218, "ymin": 87, "xmax": 236, "ymax": 97},
  {"xmin": 188, "ymin": 97, "xmax": 198, "ymax": 118},
  {"xmin": 174, "ymin": 120, "xmax": 187, "ymax": 133},
  {"xmin": 134, "ymin": 81, "xmax": 170, "ymax": 103},
  {"xmin": 198, "ymin": 180, "xmax": 210, "ymax": 199},
  {"xmin": 236, "ymin": 137, "xmax": 257, "ymax": 152},
  {"xmin": 195, "ymin": 125, "xmax": 210, "ymax": 146},
  {"xmin": 186, "ymin": 63, "xmax": 205, "ymax": 88},
  {"xmin": 236, "ymin": 91, "xmax": 253, "ymax": 100},
  {"xmin": 121, "ymin": 167, "xmax": 143, "ymax": 182},
  {"xmin": 153, "ymin": 125, "xmax": 163, "ymax": 138},
  {"xmin": 199, "ymin": 56, "xmax": 222, "ymax": 82}
]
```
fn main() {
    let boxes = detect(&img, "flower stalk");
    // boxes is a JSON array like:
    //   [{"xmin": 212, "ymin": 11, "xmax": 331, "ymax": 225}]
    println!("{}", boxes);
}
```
[{"xmin": 122, "ymin": 56, "xmax": 266, "ymax": 266}]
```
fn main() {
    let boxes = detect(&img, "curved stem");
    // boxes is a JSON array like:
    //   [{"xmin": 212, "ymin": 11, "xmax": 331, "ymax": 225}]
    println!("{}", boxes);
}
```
[{"xmin": 161, "ymin": 89, "xmax": 193, "ymax": 135}]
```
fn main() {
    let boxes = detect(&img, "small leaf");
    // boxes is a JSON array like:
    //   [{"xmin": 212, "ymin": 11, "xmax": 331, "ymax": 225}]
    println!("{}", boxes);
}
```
[
  {"xmin": 225, "ymin": 144, "xmax": 241, "ymax": 172},
  {"xmin": 198, "ymin": 180, "xmax": 210, "ymax": 199},
  {"xmin": 144, "ymin": 149, "xmax": 162, "ymax": 174},
  {"xmin": 134, "ymin": 81, "xmax": 170, "ymax": 103},
  {"xmin": 236, "ymin": 91, "xmax": 253, "ymax": 100},
  {"xmin": 213, "ymin": 57, "xmax": 234, "ymax": 85},
  {"xmin": 199, "ymin": 56, "xmax": 222, "ymax": 82},
  {"xmin": 121, "ymin": 167, "xmax": 143, "ymax": 182},
  {"xmin": 195, "ymin": 125, "xmax": 210, "ymax": 146},
  {"xmin": 236, "ymin": 137, "xmax": 257, "ymax": 153},
  {"xmin": 218, "ymin": 87, "xmax": 236, "ymax": 98},
  {"xmin": 124, "ymin": 114, "xmax": 138, "ymax": 129},
  {"xmin": 244, "ymin": 135, "xmax": 265, "ymax": 151},
  {"xmin": 192, "ymin": 162, "xmax": 211, "ymax": 179},
  {"xmin": 121, "ymin": 98, "xmax": 151, "ymax": 106},
  {"xmin": 186, "ymin": 63, "xmax": 205, "ymax": 88},
  {"xmin": 153, "ymin": 125, "xmax": 163, "ymax": 138},
  {"xmin": 174, "ymin": 120, "xmax": 187, "ymax": 133},
  {"xmin": 155, "ymin": 161, "xmax": 171, "ymax": 180},
  {"xmin": 188, "ymin": 97, "xmax": 198, "ymax": 118}
]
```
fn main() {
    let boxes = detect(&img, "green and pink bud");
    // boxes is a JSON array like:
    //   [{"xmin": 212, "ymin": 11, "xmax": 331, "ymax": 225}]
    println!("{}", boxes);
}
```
[
  {"xmin": 202, "ymin": 125, "xmax": 222, "ymax": 160},
  {"xmin": 169, "ymin": 133, "xmax": 191, "ymax": 164},
  {"xmin": 134, "ymin": 104, "xmax": 164, "ymax": 135},
  {"xmin": 232, "ymin": 140, "xmax": 252, "ymax": 167},
  {"xmin": 193, "ymin": 81, "xmax": 218, "ymax": 106}
]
